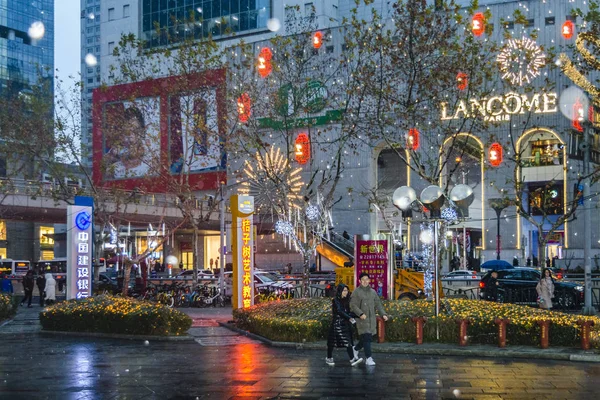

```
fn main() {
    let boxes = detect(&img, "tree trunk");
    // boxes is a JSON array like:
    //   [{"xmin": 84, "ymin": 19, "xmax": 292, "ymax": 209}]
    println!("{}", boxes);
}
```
[
  {"xmin": 302, "ymin": 251, "xmax": 311, "ymax": 298},
  {"xmin": 537, "ymin": 227, "xmax": 547, "ymax": 270},
  {"xmin": 122, "ymin": 260, "xmax": 133, "ymax": 296}
]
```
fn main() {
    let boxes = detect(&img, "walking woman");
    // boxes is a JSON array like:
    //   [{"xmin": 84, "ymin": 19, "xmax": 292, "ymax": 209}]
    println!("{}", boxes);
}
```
[
  {"xmin": 326, "ymin": 284, "xmax": 363, "ymax": 366},
  {"xmin": 536, "ymin": 268, "xmax": 555, "ymax": 309}
]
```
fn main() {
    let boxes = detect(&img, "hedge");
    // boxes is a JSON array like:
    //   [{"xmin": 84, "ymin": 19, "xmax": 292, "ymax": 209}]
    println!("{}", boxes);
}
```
[
  {"xmin": 39, "ymin": 295, "xmax": 192, "ymax": 336},
  {"xmin": 233, "ymin": 298, "xmax": 600, "ymax": 348},
  {"xmin": 0, "ymin": 294, "xmax": 16, "ymax": 322}
]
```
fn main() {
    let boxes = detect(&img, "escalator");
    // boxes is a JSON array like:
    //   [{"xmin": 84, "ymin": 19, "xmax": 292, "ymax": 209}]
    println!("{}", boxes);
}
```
[{"xmin": 316, "ymin": 231, "xmax": 354, "ymax": 267}]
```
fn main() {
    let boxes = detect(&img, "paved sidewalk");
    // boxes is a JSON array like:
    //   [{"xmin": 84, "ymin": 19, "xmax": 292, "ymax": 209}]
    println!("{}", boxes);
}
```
[{"xmin": 0, "ymin": 299, "xmax": 43, "ymax": 334}]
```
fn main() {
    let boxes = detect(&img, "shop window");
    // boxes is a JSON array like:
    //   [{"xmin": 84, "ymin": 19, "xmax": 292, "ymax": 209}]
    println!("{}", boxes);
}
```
[
  {"xmin": 0, "ymin": 221, "xmax": 6, "ymax": 240},
  {"xmin": 525, "ymin": 138, "xmax": 563, "ymax": 167},
  {"xmin": 40, "ymin": 226, "xmax": 54, "ymax": 245},
  {"xmin": 528, "ymin": 184, "xmax": 563, "ymax": 216},
  {"xmin": 181, "ymin": 251, "xmax": 193, "ymax": 270},
  {"xmin": 41, "ymin": 250, "xmax": 54, "ymax": 261},
  {"xmin": 0, "ymin": 248, "xmax": 6, "ymax": 259}
]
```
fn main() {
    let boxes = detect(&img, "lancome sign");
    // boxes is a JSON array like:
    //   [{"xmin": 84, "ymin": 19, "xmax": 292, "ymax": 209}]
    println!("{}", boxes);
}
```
[{"xmin": 441, "ymin": 92, "xmax": 558, "ymax": 122}]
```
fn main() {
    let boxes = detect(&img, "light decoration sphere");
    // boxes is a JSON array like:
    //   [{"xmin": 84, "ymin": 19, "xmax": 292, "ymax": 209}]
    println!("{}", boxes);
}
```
[
  {"xmin": 305, "ymin": 204, "xmax": 320, "ymax": 221},
  {"xmin": 275, "ymin": 220, "xmax": 294, "ymax": 236},
  {"xmin": 312, "ymin": 31, "xmax": 323, "ymax": 49},
  {"xmin": 419, "ymin": 229, "xmax": 434, "ymax": 245},
  {"xmin": 28, "ymin": 21, "xmax": 45, "ymax": 40},
  {"xmin": 471, "ymin": 13, "xmax": 485, "ymax": 37},
  {"xmin": 257, "ymin": 47, "xmax": 273, "ymax": 78},
  {"xmin": 441, "ymin": 208, "xmax": 458, "ymax": 224},
  {"xmin": 267, "ymin": 18, "xmax": 281, "ymax": 32},
  {"xmin": 562, "ymin": 20, "xmax": 575, "ymax": 40},
  {"xmin": 407, "ymin": 128, "xmax": 420, "ymax": 151},
  {"xmin": 295, "ymin": 133, "xmax": 310, "ymax": 164},
  {"xmin": 488, "ymin": 143, "xmax": 503, "ymax": 167},
  {"xmin": 496, "ymin": 37, "xmax": 546, "ymax": 86},
  {"xmin": 165, "ymin": 255, "xmax": 178, "ymax": 266},
  {"xmin": 559, "ymin": 85, "xmax": 588, "ymax": 122}
]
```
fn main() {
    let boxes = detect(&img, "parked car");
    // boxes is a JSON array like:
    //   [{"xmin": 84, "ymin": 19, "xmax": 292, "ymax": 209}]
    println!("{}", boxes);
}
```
[
  {"xmin": 479, "ymin": 267, "xmax": 584, "ymax": 309},
  {"xmin": 443, "ymin": 270, "xmax": 479, "ymax": 280},
  {"xmin": 220, "ymin": 270, "xmax": 295, "ymax": 298},
  {"xmin": 175, "ymin": 270, "xmax": 215, "ymax": 281}
]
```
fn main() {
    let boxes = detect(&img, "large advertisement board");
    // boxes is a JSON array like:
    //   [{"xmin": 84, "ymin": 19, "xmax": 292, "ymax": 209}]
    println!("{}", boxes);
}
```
[
  {"xmin": 354, "ymin": 239, "xmax": 390, "ymax": 299},
  {"xmin": 66, "ymin": 206, "xmax": 93, "ymax": 300},
  {"xmin": 92, "ymin": 70, "xmax": 227, "ymax": 191},
  {"xmin": 231, "ymin": 195, "xmax": 254, "ymax": 309}
]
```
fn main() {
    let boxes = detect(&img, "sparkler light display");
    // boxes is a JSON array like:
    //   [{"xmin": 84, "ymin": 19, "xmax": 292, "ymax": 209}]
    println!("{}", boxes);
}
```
[{"xmin": 496, "ymin": 37, "xmax": 546, "ymax": 86}]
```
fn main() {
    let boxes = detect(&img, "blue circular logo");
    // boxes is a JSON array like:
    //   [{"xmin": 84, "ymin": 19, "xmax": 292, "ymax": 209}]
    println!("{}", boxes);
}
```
[{"xmin": 75, "ymin": 211, "xmax": 91, "ymax": 230}]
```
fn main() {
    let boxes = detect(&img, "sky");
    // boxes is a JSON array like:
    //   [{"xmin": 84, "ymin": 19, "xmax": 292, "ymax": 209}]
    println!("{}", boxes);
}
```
[{"xmin": 54, "ymin": 0, "xmax": 81, "ymax": 83}]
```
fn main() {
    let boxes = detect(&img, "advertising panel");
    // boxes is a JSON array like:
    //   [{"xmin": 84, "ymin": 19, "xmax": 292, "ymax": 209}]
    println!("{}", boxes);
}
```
[
  {"xmin": 354, "ymin": 239, "xmax": 390, "ymax": 299},
  {"xmin": 231, "ymin": 195, "xmax": 254, "ymax": 309},
  {"xmin": 66, "ymin": 205, "xmax": 93, "ymax": 300},
  {"xmin": 92, "ymin": 70, "xmax": 227, "ymax": 191}
]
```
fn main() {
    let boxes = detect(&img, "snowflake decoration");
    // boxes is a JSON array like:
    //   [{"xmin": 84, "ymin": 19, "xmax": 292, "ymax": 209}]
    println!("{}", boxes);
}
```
[
  {"xmin": 441, "ymin": 208, "xmax": 458, "ymax": 224},
  {"xmin": 305, "ymin": 204, "xmax": 320, "ymax": 221},
  {"xmin": 274, "ymin": 220, "xmax": 294, "ymax": 236},
  {"xmin": 496, "ymin": 36, "xmax": 546, "ymax": 86}
]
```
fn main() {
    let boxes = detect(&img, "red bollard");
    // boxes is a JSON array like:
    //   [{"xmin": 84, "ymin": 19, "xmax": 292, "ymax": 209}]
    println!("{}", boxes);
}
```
[
  {"xmin": 456, "ymin": 319, "xmax": 470, "ymax": 346},
  {"xmin": 578, "ymin": 320, "xmax": 595, "ymax": 350},
  {"xmin": 376, "ymin": 316, "xmax": 386, "ymax": 343},
  {"xmin": 411, "ymin": 316, "xmax": 427, "ymax": 345},
  {"xmin": 537, "ymin": 320, "xmax": 551, "ymax": 349},
  {"xmin": 494, "ymin": 318, "xmax": 510, "ymax": 348}
]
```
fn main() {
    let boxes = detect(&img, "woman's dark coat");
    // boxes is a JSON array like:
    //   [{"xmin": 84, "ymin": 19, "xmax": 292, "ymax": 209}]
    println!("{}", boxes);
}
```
[{"xmin": 327, "ymin": 285, "xmax": 354, "ymax": 348}]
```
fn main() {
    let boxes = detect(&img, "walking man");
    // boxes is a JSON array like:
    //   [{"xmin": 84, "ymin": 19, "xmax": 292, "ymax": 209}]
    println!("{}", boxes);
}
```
[
  {"xmin": 350, "ymin": 272, "xmax": 388, "ymax": 366},
  {"xmin": 21, "ymin": 270, "xmax": 35, "ymax": 308},
  {"xmin": 36, "ymin": 272, "xmax": 46, "ymax": 307}
]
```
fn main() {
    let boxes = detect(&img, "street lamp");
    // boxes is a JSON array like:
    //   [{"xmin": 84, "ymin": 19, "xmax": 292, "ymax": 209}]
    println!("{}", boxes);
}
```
[
  {"xmin": 394, "ymin": 185, "xmax": 445, "ymax": 339},
  {"xmin": 450, "ymin": 184, "xmax": 474, "ymax": 269},
  {"xmin": 489, "ymin": 198, "xmax": 511, "ymax": 260}
]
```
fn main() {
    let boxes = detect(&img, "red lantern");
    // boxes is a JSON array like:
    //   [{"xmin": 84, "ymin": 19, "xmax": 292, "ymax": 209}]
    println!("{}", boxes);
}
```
[
  {"xmin": 407, "ymin": 128, "xmax": 419, "ymax": 151},
  {"xmin": 457, "ymin": 72, "xmax": 468, "ymax": 91},
  {"xmin": 257, "ymin": 47, "xmax": 273, "ymax": 78},
  {"xmin": 573, "ymin": 99, "xmax": 584, "ymax": 132},
  {"xmin": 312, "ymin": 31, "xmax": 323, "ymax": 49},
  {"xmin": 472, "ymin": 13, "xmax": 485, "ymax": 37},
  {"xmin": 237, "ymin": 93, "xmax": 251, "ymax": 123},
  {"xmin": 295, "ymin": 133, "xmax": 310, "ymax": 164},
  {"xmin": 489, "ymin": 143, "xmax": 503, "ymax": 167},
  {"xmin": 562, "ymin": 20, "xmax": 575, "ymax": 40}
]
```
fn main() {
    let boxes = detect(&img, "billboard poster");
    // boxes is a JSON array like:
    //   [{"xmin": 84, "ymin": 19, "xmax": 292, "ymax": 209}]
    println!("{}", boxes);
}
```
[
  {"xmin": 169, "ymin": 90, "xmax": 226, "ymax": 174},
  {"xmin": 66, "ymin": 206, "xmax": 93, "ymax": 300},
  {"xmin": 102, "ymin": 97, "xmax": 161, "ymax": 180},
  {"xmin": 354, "ymin": 239, "xmax": 389, "ymax": 299},
  {"xmin": 230, "ymin": 195, "xmax": 254, "ymax": 309}
]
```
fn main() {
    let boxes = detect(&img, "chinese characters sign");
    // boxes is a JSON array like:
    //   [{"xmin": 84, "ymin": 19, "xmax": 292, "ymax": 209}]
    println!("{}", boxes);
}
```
[
  {"xmin": 231, "ymin": 195, "xmax": 254, "ymax": 309},
  {"xmin": 355, "ymin": 240, "xmax": 389, "ymax": 299},
  {"xmin": 67, "ymin": 206, "xmax": 93, "ymax": 300}
]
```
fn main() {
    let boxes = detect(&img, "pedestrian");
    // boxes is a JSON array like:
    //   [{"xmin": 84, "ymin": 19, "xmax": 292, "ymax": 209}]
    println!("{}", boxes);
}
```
[
  {"xmin": 533, "ymin": 255, "xmax": 538, "ymax": 267},
  {"xmin": 350, "ymin": 272, "xmax": 389, "ymax": 366},
  {"xmin": 486, "ymin": 270, "xmax": 500, "ymax": 302},
  {"xmin": 526, "ymin": 257, "xmax": 532, "ymax": 267},
  {"xmin": 36, "ymin": 272, "xmax": 46, "ymax": 307},
  {"xmin": 512, "ymin": 256, "xmax": 519, "ymax": 267},
  {"xmin": 21, "ymin": 270, "xmax": 35, "ymax": 308},
  {"xmin": 326, "ymin": 284, "xmax": 363, "ymax": 367},
  {"xmin": 536, "ymin": 268, "xmax": 555, "ymax": 309},
  {"xmin": 44, "ymin": 273, "xmax": 56, "ymax": 306},
  {"xmin": 0, "ymin": 274, "xmax": 13, "ymax": 294},
  {"xmin": 342, "ymin": 230, "xmax": 350, "ymax": 240}
]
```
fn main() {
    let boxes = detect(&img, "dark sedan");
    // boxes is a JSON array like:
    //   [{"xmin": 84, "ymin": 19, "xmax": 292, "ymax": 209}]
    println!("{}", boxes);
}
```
[{"xmin": 478, "ymin": 267, "xmax": 584, "ymax": 309}]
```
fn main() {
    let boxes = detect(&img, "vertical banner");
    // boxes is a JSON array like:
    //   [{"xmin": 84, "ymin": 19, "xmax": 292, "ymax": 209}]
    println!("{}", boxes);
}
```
[
  {"xmin": 354, "ymin": 238, "xmax": 389, "ymax": 299},
  {"xmin": 66, "ymin": 206, "xmax": 93, "ymax": 300},
  {"xmin": 231, "ymin": 195, "xmax": 254, "ymax": 309}
]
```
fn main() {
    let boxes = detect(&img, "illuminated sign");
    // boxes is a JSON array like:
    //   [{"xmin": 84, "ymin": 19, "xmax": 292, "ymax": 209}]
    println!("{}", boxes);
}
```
[
  {"xmin": 440, "ymin": 92, "xmax": 558, "ymax": 122},
  {"xmin": 355, "ymin": 239, "xmax": 390, "ymax": 299},
  {"xmin": 231, "ymin": 195, "xmax": 254, "ymax": 309},
  {"xmin": 496, "ymin": 37, "xmax": 546, "ymax": 86},
  {"xmin": 67, "ymin": 206, "xmax": 93, "ymax": 300}
]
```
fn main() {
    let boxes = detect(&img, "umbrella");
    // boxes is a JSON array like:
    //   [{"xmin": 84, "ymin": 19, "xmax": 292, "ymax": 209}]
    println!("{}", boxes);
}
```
[{"xmin": 480, "ymin": 260, "xmax": 513, "ymax": 271}]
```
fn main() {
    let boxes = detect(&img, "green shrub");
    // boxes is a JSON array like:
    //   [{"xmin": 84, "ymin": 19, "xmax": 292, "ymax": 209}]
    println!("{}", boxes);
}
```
[
  {"xmin": 39, "ymin": 295, "xmax": 192, "ymax": 336},
  {"xmin": 0, "ymin": 294, "xmax": 16, "ymax": 322},
  {"xmin": 233, "ymin": 298, "xmax": 600, "ymax": 348}
]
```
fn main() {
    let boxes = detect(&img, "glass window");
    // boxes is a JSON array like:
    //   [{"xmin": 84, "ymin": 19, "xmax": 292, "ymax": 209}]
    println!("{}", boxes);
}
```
[
  {"xmin": 108, "ymin": 7, "xmax": 115, "ymax": 20},
  {"xmin": 0, "ymin": 220, "xmax": 6, "ymax": 241},
  {"xmin": 40, "ymin": 226, "xmax": 54, "ymax": 245},
  {"xmin": 108, "ymin": 41, "xmax": 115, "ymax": 54},
  {"xmin": 123, "ymin": 5, "xmax": 130, "ymax": 18},
  {"xmin": 528, "ymin": 184, "xmax": 563, "ymax": 216}
]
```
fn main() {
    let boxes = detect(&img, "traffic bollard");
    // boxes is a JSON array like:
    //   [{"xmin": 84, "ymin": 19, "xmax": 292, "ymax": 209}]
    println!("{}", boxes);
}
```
[
  {"xmin": 456, "ymin": 318, "xmax": 470, "ymax": 346},
  {"xmin": 376, "ymin": 316, "xmax": 385, "ymax": 343},
  {"xmin": 537, "ymin": 320, "xmax": 551, "ymax": 349},
  {"xmin": 411, "ymin": 316, "xmax": 427, "ymax": 345},
  {"xmin": 578, "ymin": 320, "xmax": 595, "ymax": 350},
  {"xmin": 494, "ymin": 318, "xmax": 510, "ymax": 348}
]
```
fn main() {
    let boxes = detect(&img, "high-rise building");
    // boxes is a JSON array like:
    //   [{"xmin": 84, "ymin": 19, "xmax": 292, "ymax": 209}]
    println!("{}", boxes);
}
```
[
  {"xmin": 0, "ymin": 0, "xmax": 54, "ymax": 95},
  {"xmin": 81, "ymin": 0, "xmax": 103, "ymax": 167}
]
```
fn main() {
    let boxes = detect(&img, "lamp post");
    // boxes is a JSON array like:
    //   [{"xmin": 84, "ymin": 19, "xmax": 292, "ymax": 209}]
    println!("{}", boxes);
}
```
[
  {"xmin": 489, "ymin": 198, "xmax": 510, "ymax": 261},
  {"xmin": 394, "ymin": 185, "xmax": 445, "ymax": 340}
]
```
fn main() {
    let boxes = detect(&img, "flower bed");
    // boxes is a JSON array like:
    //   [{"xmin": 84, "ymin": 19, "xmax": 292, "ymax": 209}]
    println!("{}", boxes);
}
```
[
  {"xmin": 233, "ymin": 298, "xmax": 600, "ymax": 348},
  {"xmin": 0, "ymin": 294, "xmax": 16, "ymax": 322},
  {"xmin": 39, "ymin": 295, "xmax": 192, "ymax": 336}
]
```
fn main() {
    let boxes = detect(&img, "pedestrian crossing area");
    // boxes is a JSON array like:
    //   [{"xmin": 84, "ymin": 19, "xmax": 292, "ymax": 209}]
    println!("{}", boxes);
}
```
[{"xmin": 189, "ymin": 322, "xmax": 261, "ymax": 347}]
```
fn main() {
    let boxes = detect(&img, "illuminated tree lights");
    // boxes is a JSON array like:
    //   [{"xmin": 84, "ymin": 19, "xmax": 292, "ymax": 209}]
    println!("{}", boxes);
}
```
[
  {"xmin": 240, "ymin": 146, "xmax": 304, "ymax": 213},
  {"xmin": 312, "ymin": 31, "xmax": 323, "ymax": 49},
  {"xmin": 274, "ymin": 220, "xmax": 294, "ymax": 235},
  {"xmin": 257, "ymin": 47, "xmax": 273, "ymax": 78},
  {"xmin": 237, "ymin": 93, "xmax": 251, "ymax": 123},
  {"xmin": 471, "ymin": 13, "xmax": 485, "ymax": 37},
  {"xmin": 295, "ymin": 133, "xmax": 310, "ymax": 164},
  {"xmin": 560, "ymin": 32, "xmax": 600, "ymax": 107},
  {"xmin": 496, "ymin": 37, "xmax": 546, "ymax": 86},
  {"xmin": 562, "ymin": 20, "xmax": 575, "ymax": 40},
  {"xmin": 407, "ymin": 128, "xmax": 420, "ymax": 151},
  {"xmin": 489, "ymin": 143, "xmax": 503, "ymax": 167},
  {"xmin": 305, "ymin": 204, "xmax": 320, "ymax": 221}
]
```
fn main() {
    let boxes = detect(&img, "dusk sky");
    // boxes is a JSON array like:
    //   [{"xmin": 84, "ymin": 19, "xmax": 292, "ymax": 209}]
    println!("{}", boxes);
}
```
[{"xmin": 55, "ymin": 0, "xmax": 81, "ymax": 82}]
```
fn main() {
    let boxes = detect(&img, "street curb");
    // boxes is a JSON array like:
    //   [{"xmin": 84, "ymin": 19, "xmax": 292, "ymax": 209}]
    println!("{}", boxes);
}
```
[
  {"xmin": 40, "ymin": 330, "xmax": 195, "ymax": 342},
  {"xmin": 218, "ymin": 322, "xmax": 600, "ymax": 363}
]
